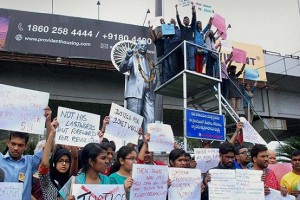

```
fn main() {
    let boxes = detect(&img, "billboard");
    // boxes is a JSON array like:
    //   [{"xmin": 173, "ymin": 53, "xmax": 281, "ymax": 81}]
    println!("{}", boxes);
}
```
[
  {"xmin": 220, "ymin": 41, "xmax": 267, "ymax": 81},
  {"xmin": 0, "ymin": 8, "xmax": 154, "ymax": 61}
]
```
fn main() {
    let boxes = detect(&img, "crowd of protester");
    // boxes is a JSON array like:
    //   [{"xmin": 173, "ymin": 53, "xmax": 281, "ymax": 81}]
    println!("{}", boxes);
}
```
[
  {"xmin": 149, "ymin": 3, "xmax": 258, "ymax": 122},
  {"xmin": 0, "ymin": 107, "xmax": 299, "ymax": 200}
]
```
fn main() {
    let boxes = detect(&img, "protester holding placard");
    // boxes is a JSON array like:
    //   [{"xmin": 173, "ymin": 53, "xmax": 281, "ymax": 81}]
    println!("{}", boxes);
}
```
[
  {"xmin": 250, "ymin": 144, "xmax": 279, "ymax": 195},
  {"xmin": 217, "ymin": 42, "xmax": 233, "ymax": 98},
  {"xmin": 201, "ymin": 142, "xmax": 236, "ymax": 200},
  {"xmin": 194, "ymin": 17, "xmax": 212, "ymax": 73},
  {"xmin": 148, "ymin": 20, "xmax": 166, "ymax": 84},
  {"xmin": 204, "ymin": 29, "xmax": 219, "ymax": 77},
  {"xmin": 137, "ymin": 133, "xmax": 167, "ymax": 165},
  {"xmin": 169, "ymin": 18, "xmax": 183, "ymax": 76},
  {"xmin": 0, "ymin": 107, "xmax": 51, "ymax": 200},
  {"xmin": 169, "ymin": 149, "xmax": 187, "ymax": 168},
  {"xmin": 59, "ymin": 143, "xmax": 110, "ymax": 200},
  {"xmin": 227, "ymin": 58, "xmax": 246, "ymax": 112},
  {"xmin": 39, "ymin": 118, "xmax": 78, "ymax": 200},
  {"xmin": 280, "ymin": 150, "xmax": 300, "ymax": 198},
  {"xmin": 109, "ymin": 146, "xmax": 137, "ymax": 199},
  {"xmin": 175, "ymin": 3, "xmax": 196, "ymax": 71}
]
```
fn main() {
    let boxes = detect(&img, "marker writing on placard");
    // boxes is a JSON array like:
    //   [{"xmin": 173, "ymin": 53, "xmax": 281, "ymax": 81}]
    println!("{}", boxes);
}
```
[{"xmin": 60, "ymin": 110, "xmax": 76, "ymax": 119}]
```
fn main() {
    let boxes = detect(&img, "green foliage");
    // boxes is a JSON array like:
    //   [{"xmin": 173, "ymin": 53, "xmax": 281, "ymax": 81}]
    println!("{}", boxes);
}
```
[{"xmin": 277, "ymin": 136, "xmax": 300, "ymax": 162}]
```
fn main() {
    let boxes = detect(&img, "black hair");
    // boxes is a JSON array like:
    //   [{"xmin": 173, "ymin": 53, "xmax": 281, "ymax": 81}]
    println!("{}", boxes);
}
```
[
  {"xmin": 235, "ymin": 145, "xmax": 247, "ymax": 155},
  {"xmin": 169, "ymin": 149, "xmax": 186, "ymax": 166},
  {"xmin": 101, "ymin": 142, "xmax": 115, "ymax": 152},
  {"xmin": 9, "ymin": 131, "xmax": 29, "ymax": 144},
  {"xmin": 49, "ymin": 147, "xmax": 72, "ymax": 196},
  {"xmin": 291, "ymin": 150, "xmax": 300, "ymax": 158},
  {"xmin": 219, "ymin": 142, "xmax": 235, "ymax": 155},
  {"xmin": 109, "ymin": 146, "xmax": 136, "ymax": 175},
  {"xmin": 184, "ymin": 16, "xmax": 189, "ymax": 20},
  {"xmin": 185, "ymin": 152, "xmax": 192, "ymax": 160},
  {"xmin": 228, "ymin": 65, "xmax": 237, "ymax": 74},
  {"xmin": 81, "ymin": 143, "xmax": 106, "ymax": 172},
  {"xmin": 250, "ymin": 144, "xmax": 268, "ymax": 161}
]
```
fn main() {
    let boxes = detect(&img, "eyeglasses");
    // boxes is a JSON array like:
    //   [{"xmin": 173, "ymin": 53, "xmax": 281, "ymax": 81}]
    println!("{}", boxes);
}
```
[
  {"xmin": 125, "ymin": 157, "xmax": 136, "ymax": 161},
  {"xmin": 239, "ymin": 151, "xmax": 251, "ymax": 156},
  {"xmin": 57, "ymin": 159, "xmax": 70, "ymax": 164},
  {"xmin": 292, "ymin": 159, "xmax": 300, "ymax": 162}
]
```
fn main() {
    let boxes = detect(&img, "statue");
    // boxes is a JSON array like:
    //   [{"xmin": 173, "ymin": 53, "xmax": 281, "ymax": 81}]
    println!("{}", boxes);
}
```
[{"xmin": 119, "ymin": 40, "xmax": 157, "ymax": 133}]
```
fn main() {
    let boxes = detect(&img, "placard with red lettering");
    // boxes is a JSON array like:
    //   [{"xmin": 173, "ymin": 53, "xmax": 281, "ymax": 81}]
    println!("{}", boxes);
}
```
[
  {"xmin": 130, "ymin": 164, "xmax": 168, "ymax": 200},
  {"xmin": 168, "ymin": 168, "xmax": 202, "ymax": 200},
  {"xmin": 232, "ymin": 48, "xmax": 247, "ymax": 64},
  {"xmin": 105, "ymin": 103, "xmax": 143, "ymax": 143},
  {"xmin": 72, "ymin": 184, "xmax": 126, "ymax": 200},
  {"xmin": 212, "ymin": 13, "xmax": 226, "ymax": 33},
  {"xmin": 194, "ymin": 148, "xmax": 219, "ymax": 173},
  {"xmin": 55, "ymin": 106, "xmax": 100, "ymax": 147},
  {"xmin": 147, "ymin": 123, "xmax": 174, "ymax": 152},
  {"xmin": 0, "ymin": 84, "xmax": 49, "ymax": 134}
]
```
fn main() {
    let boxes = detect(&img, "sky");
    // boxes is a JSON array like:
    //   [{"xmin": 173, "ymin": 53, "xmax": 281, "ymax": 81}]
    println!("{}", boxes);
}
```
[{"xmin": 1, "ymin": 0, "xmax": 300, "ymax": 56}]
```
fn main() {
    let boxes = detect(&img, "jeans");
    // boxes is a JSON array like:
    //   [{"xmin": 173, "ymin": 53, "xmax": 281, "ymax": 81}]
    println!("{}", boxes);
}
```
[{"xmin": 181, "ymin": 40, "xmax": 195, "ymax": 71}]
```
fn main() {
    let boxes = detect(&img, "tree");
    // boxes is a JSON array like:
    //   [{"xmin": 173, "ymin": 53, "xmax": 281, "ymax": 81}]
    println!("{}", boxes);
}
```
[{"xmin": 277, "ymin": 136, "xmax": 300, "ymax": 161}]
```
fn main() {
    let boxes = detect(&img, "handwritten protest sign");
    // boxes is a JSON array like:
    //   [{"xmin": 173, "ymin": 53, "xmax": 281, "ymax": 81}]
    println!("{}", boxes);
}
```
[
  {"xmin": 221, "ymin": 40, "xmax": 232, "ymax": 52},
  {"xmin": 0, "ymin": 182, "xmax": 23, "ymax": 200},
  {"xmin": 268, "ymin": 163, "xmax": 293, "ymax": 185},
  {"xmin": 232, "ymin": 48, "xmax": 247, "ymax": 64},
  {"xmin": 168, "ymin": 168, "xmax": 202, "ymax": 200},
  {"xmin": 186, "ymin": 109, "xmax": 225, "ymax": 141},
  {"xmin": 0, "ymin": 84, "xmax": 49, "ymax": 134},
  {"xmin": 194, "ymin": 148, "xmax": 219, "ymax": 173},
  {"xmin": 209, "ymin": 169, "xmax": 264, "ymax": 200},
  {"xmin": 72, "ymin": 184, "xmax": 126, "ymax": 200},
  {"xmin": 208, "ymin": 169, "xmax": 235, "ymax": 200},
  {"xmin": 106, "ymin": 103, "xmax": 143, "ymax": 143},
  {"xmin": 265, "ymin": 188, "xmax": 296, "ymax": 200},
  {"xmin": 240, "ymin": 117, "xmax": 267, "ymax": 145},
  {"xmin": 147, "ymin": 123, "xmax": 174, "ymax": 152},
  {"xmin": 209, "ymin": 169, "xmax": 235, "ymax": 181},
  {"xmin": 236, "ymin": 169, "xmax": 264, "ymax": 200},
  {"xmin": 55, "ymin": 107, "xmax": 100, "ymax": 147},
  {"xmin": 245, "ymin": 66, "xmax": 260, "ymax": 81},
  {"xmin": 212, "ymin": 13, "xmax": 226, "ymax": 33},
  {"xmin": 130, "ymin": 164, "xmax": 168, "ymax": 200}
]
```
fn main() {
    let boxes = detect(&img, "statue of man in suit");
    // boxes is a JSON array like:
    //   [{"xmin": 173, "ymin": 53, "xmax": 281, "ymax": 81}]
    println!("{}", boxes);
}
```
[{"xmin": 119, "ymin": 40, "xmax": 157, "ymax": 133}]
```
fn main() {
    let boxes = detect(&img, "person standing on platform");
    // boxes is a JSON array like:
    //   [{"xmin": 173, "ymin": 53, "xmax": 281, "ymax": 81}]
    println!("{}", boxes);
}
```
[
  {"xmin": 194, "ymin": 18, "xmax": 212, "ymax": 73},
  {"xmin": 176, "ymin": 3, "xmax": 196, "ymax": 71},
  {"xmin": 227, "ymin": 60, "xmax": 245, "ymax": 113},
  {"xmin": 119, "ymin": 40, "xmax": 157, "ymax": 134},
  {"xmin": 241, "ymin": 76, "xmax": 257, "ymax": 124}
]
